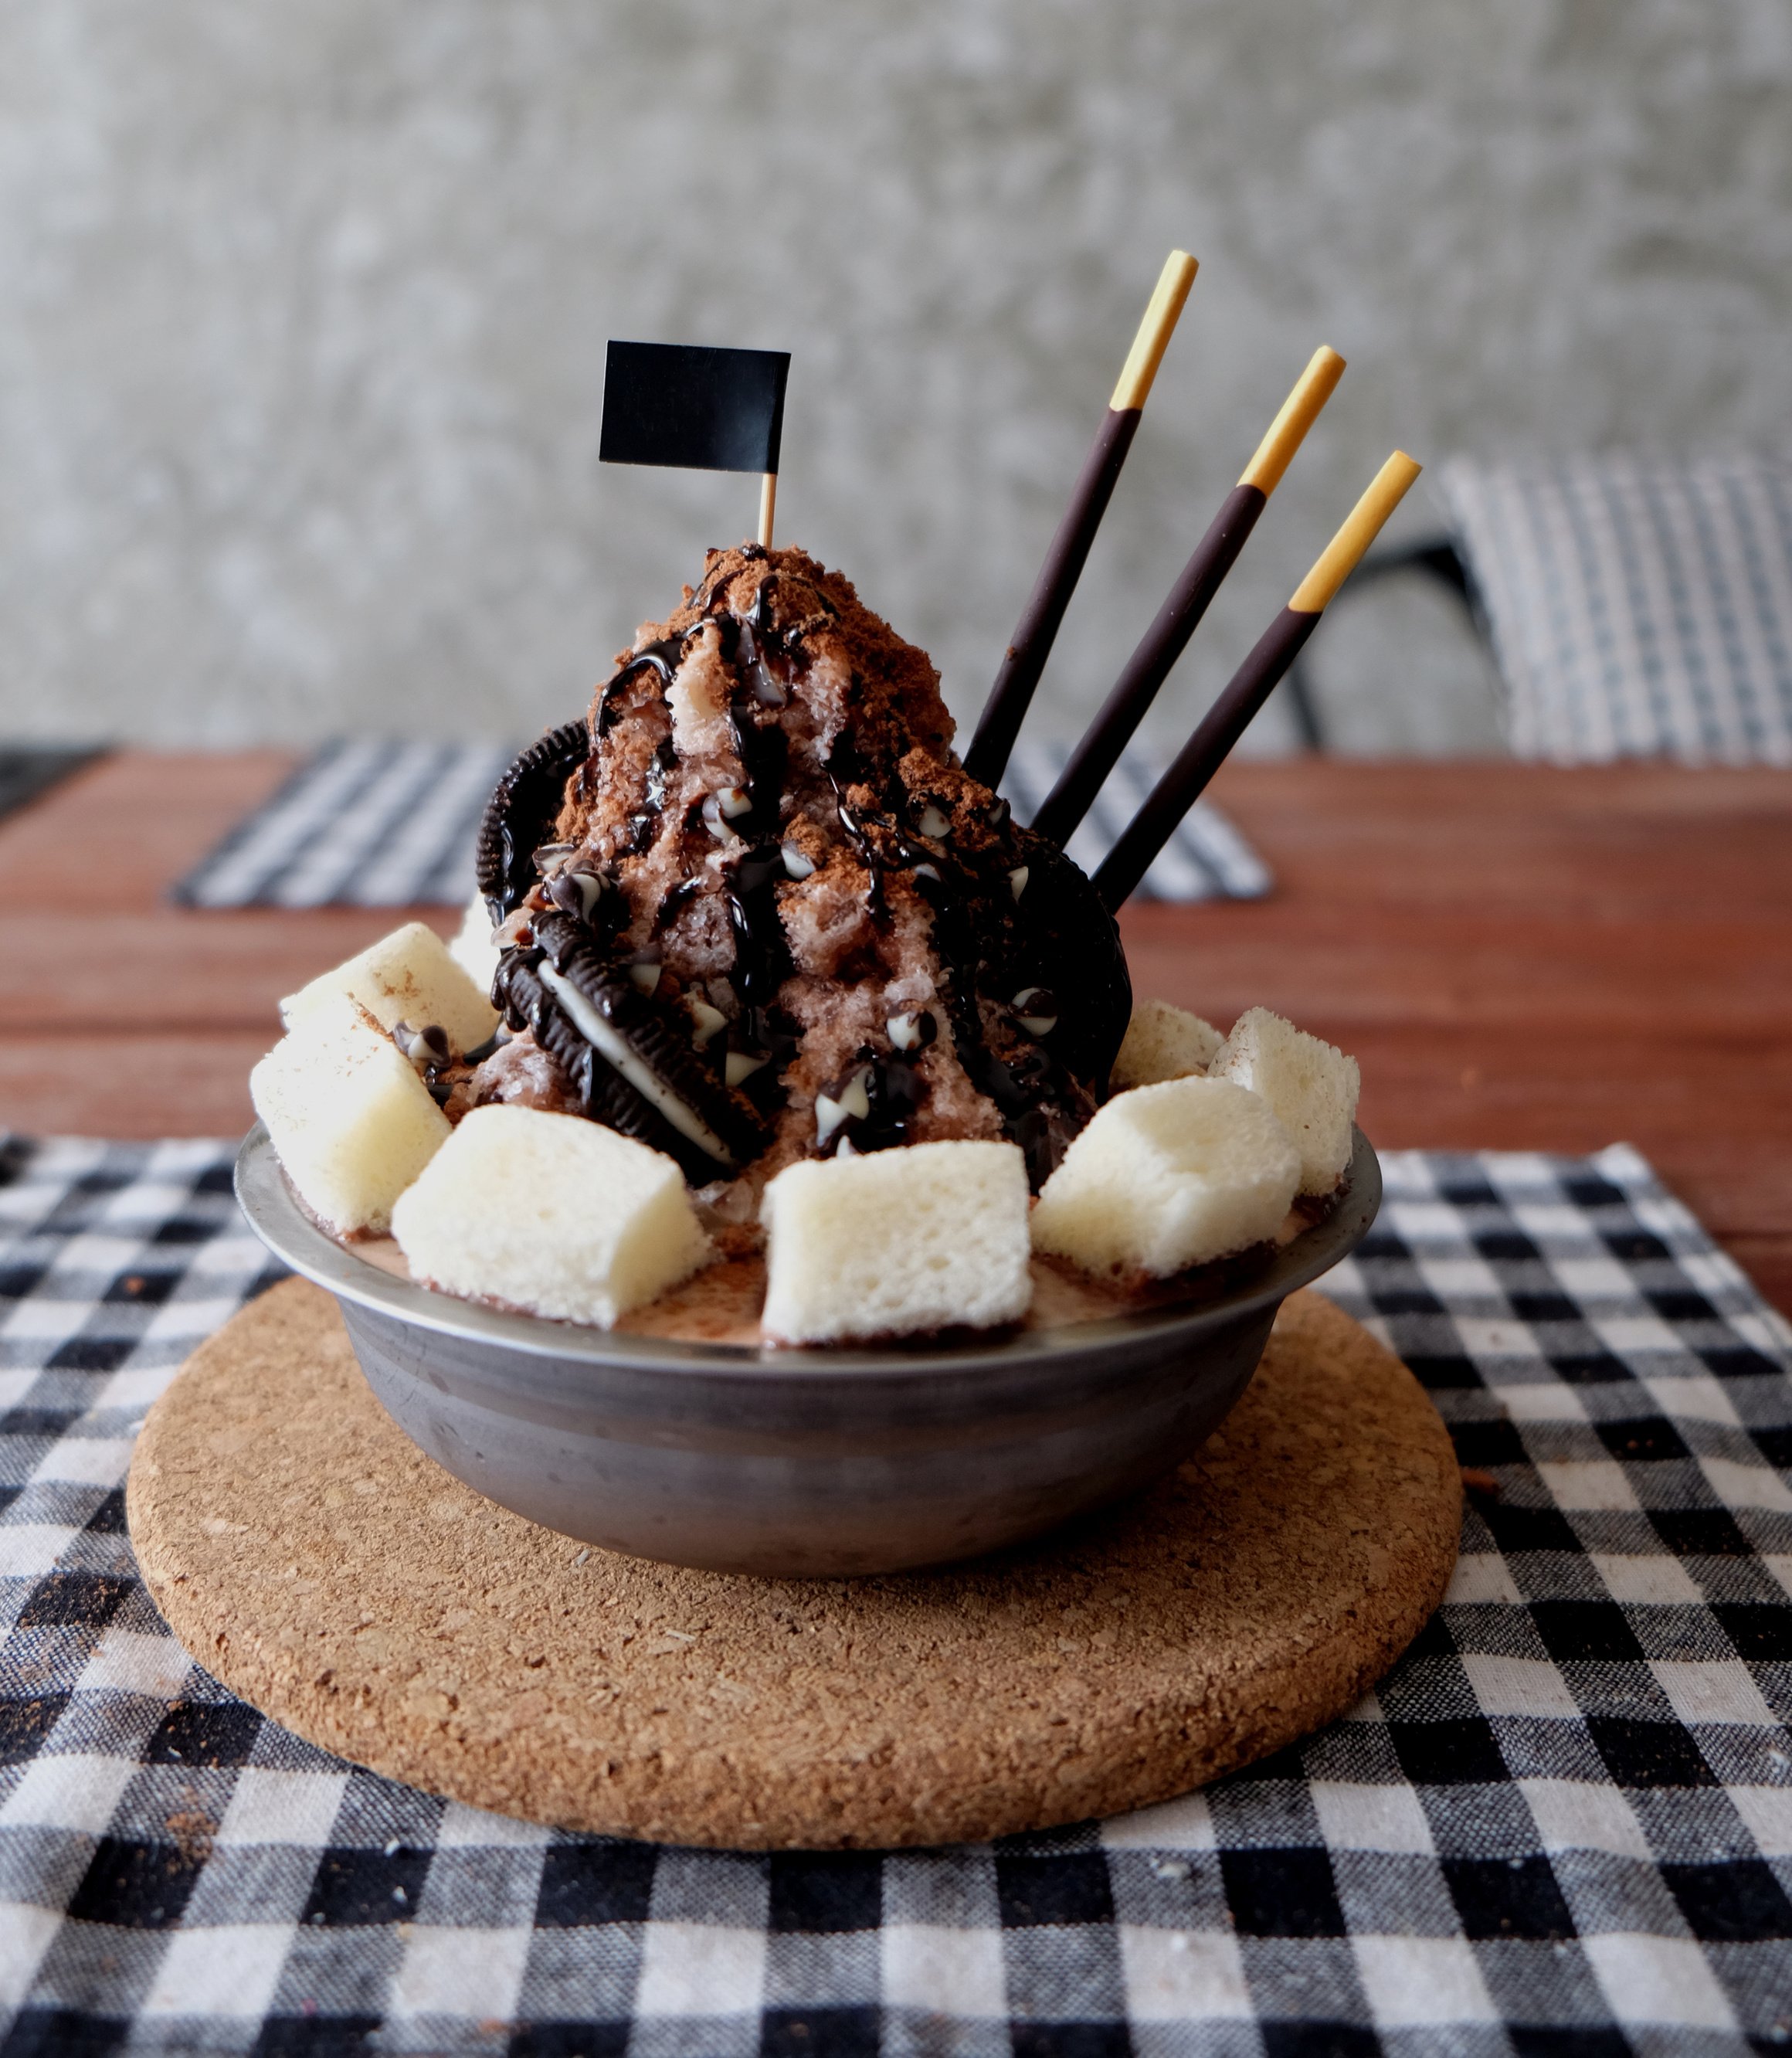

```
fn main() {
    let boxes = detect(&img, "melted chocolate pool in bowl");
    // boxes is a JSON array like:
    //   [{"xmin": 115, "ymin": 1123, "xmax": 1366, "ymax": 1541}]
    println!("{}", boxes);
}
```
[
  {"xmin": 463, "ymin": 545, "xmax": 1132, "ymax": 1201},
  {"xmin": 347, "ymin": 1202, "xmax": 1317, "ymax": 1349}
]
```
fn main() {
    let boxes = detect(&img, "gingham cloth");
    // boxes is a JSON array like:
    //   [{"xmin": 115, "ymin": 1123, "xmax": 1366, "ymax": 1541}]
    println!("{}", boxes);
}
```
[
  {"xmin": 0, "ymin": 751, "xmax": 104, "ymax": 830},
  {"xmin": 1438, "ymin": 453, "xmax": 1792, "ymax": 766},
  {"xmin": 2, "ymin": 1134, "xmax": 1790, "ymax": 2053},
  {"xmin": 171, "ymin": 740, "xmax": 1271, "ymax": 910}
]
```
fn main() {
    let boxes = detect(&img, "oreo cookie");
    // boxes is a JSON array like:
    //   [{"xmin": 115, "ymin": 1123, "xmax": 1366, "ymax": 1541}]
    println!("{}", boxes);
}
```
[
  {"xmin": 504, "ymin": 912, "xmax": 770, "ymax": 1181},
  {"xmin": 474, "ymin": 721, "xmax": 592, "ymax": 922},
  {"xmin": 1000, "ymin": 831, "xmax": 1132, "ymax": 1090},
  {"xmin": 894, "ymin": 820, "xmax": 1122, "ymax": 1189}
]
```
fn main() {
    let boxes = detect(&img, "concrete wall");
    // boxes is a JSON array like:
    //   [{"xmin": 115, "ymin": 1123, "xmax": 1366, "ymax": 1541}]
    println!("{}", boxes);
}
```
[{"xmin": 2, "ymin": 0, "xmax": 1789, "ymax": 758}]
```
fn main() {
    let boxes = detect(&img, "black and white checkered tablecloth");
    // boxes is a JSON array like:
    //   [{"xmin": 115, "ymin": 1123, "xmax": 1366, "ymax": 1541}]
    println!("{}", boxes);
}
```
[
  {"xmin": 2, "ymin": 1133, "xmax": 1790, "ymax": 2054},
  {"xmin": 170, "ymin": 740, "xmax": 1271, "ymax": 910}
]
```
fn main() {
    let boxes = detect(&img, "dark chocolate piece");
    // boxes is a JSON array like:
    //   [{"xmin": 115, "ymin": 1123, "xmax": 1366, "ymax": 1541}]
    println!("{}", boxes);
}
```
[
  {"xmin": 547, "ymin": 866, "xmax": 617, "ymax": 926},
  {"xmin": 654, "ymin": 877, "xmax": 702, "ymax": 929}
]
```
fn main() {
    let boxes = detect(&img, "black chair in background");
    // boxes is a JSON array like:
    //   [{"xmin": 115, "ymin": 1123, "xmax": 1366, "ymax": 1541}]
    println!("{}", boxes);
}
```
[{"xmin": 1280, "ymin": 538, "xmax": 1485, "ymax": 750}]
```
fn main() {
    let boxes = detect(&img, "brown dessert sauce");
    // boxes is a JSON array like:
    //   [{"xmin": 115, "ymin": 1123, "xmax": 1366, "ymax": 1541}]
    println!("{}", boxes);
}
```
[{"xmin": 347, "ymin": 1203, "xmax": 1312, "ymax": 1349}]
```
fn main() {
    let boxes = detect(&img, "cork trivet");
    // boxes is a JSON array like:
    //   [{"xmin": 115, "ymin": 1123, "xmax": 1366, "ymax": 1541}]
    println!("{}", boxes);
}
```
[{"xmin": 127, "ymin": 1278, "xmax": 1460, "ymax": 1850}]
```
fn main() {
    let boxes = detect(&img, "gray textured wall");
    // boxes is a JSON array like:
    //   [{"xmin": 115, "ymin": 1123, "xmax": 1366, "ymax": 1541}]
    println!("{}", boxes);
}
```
[{"xmin": 3, "ymin": 1, "xmax": 1789, "ymax": 757}]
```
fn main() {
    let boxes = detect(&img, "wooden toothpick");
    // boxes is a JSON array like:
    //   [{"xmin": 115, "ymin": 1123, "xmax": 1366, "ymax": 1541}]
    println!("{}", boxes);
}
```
[{"xmin": 758, "ymin": 473, "xmax": 778, "ymax": 551}]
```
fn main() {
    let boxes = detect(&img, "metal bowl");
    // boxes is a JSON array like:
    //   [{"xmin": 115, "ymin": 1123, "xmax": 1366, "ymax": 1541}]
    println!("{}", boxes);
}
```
[{"xmin": 235, "ymin": 1123, "xmax": 1381, "ymax": 1576}]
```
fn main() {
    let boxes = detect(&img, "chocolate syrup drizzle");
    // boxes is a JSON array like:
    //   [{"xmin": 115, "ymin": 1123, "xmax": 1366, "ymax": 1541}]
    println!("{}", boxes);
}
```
[{"xmin": 596, "ymin": 637, "xmax": 685, "ymax": 739}]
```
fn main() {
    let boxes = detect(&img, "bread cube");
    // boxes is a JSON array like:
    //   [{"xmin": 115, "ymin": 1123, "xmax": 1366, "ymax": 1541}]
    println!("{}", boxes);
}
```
[
  {"xmin": 1208, "ymin": 1007, "xmax": 1359, "ymax": 1195},
  {"xmin": 280, "ymin": 920, "xmax": 497, "ymax": 1054},
  {"xmin": 761, "ymin": 1140, "xmax": 1032, "ymax": 1344},
  {"xmin": 447, "ymin": 891, "xmax": 501, "ymax": 997},
  {"xmin": 1030, "ymin": 1077, "xmax": 1299, "ymax": 1279},
  {"xmin": 1112, "ymin": 997, "xmax": 1224, "ymax": 1088},
  {"xmin": 251, "ymin": 995, "xmax": 452, "ymax": 1238},
  {"xmin": 391, "ymin": 1105, "xmax": 711, "ymax": 1328}
]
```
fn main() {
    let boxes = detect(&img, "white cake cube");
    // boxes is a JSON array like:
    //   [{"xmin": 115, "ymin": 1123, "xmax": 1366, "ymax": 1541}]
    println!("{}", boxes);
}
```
[
  {"xmin": 1030, "ymin": 1077, "xmax": 1300, "ymax": 1279},
  {"xmin": 761, "ymin": 1139, "xmax": 1032, "ymax": 1344},
  {"xmin": 280, "ymin": 920, "xmax": 498, "ymax": 1054},
  {"xmin": 1208, "ymin": 1007, "xmax": 1360, "ymax": 1196},
  {"xmin": 1112, "ymin": 998, "xmax": 1224, "ymax": 1088},
  {"xmin": 447, "ymin": 891, "xmax": 502, "ymax": 997},
  {"xmin": 251, "ymin": 994, "xmax": 452, "ymax": 1238},
  {"xmin": 391, "ymin": 1105, "xmax": 711, "ymax": 1328}
]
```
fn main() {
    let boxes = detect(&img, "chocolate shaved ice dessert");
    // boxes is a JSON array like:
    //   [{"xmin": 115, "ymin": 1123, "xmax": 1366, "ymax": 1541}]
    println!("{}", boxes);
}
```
[
  {"xmin": 252, "ymin": 538, "xmax": 1361, "ymax": 1344},
  {"xmin": 462, "ymin": 544, "xmax": 1132, "ymax": 1218}
]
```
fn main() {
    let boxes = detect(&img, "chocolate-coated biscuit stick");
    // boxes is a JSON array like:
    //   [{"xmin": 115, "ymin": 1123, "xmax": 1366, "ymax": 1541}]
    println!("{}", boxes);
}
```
[
  {"xmin": 1028, "ymin": 346, "xmax": 1346, "ymax": 847},
  {"xmin": 964, "ymin": 250, "xmax": 1199, "ymax": 788},
  {"xmin": 1095, "ymin": 450, "xmax": 1423, "ymax": 910}
]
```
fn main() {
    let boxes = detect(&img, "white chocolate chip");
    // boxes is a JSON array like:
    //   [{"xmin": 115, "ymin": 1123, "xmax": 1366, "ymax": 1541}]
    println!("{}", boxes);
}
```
[
  {"xmin": 887, "ymin": 1010, "xmax": 936, "ymax": 1052},
  {"xmin": 814, "ymin": 1066, "xmax": 872, "ymax": 1146},
  {"xmin": 701, "ymin": 794, "xmax": 743, "ymax": 843},
  {"xmin": 688, "ymin": 998, "xmax": 728, "ymax": 1049},
  {"xmin": 1009, "ymin": 865, "xmax": 1030, "ymax": 902},
  {"xmin": 567, "ymin": 870, "xmax": 607, "ymax": 917},
  {"xmin": 1013, "ymin": 987, "xmax": 1059, "ymax": 1036},
  {"xmin": 391, "ymin": 1020, "xmax": 450, "ymax": 1071}
]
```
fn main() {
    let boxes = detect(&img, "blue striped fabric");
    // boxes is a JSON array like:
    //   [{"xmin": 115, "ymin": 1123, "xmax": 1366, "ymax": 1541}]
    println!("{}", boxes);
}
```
[
  {"xmin": 173, "ymin": 739, "xmax": 1272, "ymax": 909},
  {"xmin": 1440, "ymin": 453, "xmax": 1792, "ymax": 765},
  {"xmin": 171, "ymin": 741, "xmax": 519, "ymax": 908}
]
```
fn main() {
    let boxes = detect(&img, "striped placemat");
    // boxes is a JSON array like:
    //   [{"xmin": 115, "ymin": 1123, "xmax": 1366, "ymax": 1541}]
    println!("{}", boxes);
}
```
[
  {"xmin": 0, "ymin": 748, "xmax": 104, "ymax": 827},
  {"xmin": 172, "ymin": 739, "xmax": 1271, "ymax": 909}
]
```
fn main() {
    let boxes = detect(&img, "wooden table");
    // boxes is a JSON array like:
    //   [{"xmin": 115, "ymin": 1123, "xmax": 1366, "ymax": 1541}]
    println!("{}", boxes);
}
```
[{"xmin": 4, "ymin": 751, "xmax": 1789, "ymax": 1313}]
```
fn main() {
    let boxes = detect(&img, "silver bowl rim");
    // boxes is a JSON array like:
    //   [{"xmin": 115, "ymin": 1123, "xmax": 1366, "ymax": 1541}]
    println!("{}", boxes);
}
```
[{"xmin": 235, "ymin": 1121, "xmax": 1382, "ymax": 1383}]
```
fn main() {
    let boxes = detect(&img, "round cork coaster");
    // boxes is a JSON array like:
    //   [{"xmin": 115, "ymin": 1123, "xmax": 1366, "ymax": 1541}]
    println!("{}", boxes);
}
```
[{"xmin": 127, "ymin": 1278, "xmax": 1460, "ymax": 1850}]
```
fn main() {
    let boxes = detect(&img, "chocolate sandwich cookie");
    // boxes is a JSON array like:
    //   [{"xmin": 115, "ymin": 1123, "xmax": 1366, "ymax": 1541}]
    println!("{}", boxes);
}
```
[
  {"xmin": 475, "ymin": 721, "xmax": 592, "ymax": 922},
  {"xmin": 515, "ymin": 912, "xmax": 769, "ymax": 1181},
  {"xmin": 494, "ymin": 949, "xmax": 752, "ymax": 1184},
  {"xmin": 888, "ymin": 824, "xmax": 1118, "ymax": 1188},
  {"xmin": 999, "ymin": 830, "xmax": 1133, "ymax": 1090}
]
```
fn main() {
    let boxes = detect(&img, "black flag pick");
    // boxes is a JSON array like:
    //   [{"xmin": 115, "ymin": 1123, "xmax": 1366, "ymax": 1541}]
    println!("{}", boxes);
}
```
[{"xmin": 600, "ymin": 341, "xmax": 791, "ymax": 545}]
